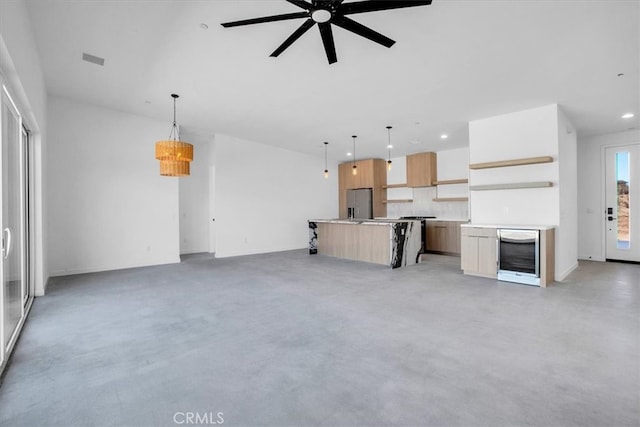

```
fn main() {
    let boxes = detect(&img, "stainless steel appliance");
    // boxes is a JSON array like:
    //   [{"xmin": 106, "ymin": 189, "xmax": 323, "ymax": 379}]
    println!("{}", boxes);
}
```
[
  {"xmin": 400, "ymin": 216, "xmax": 436, "ymax": 253},
  {"xmin": 346, "ymin": 188, "xmax": 373, "ymax": 219},
  {"xmin": 497, "ymin": 229, "xmax": 540, "ymax": 286}
]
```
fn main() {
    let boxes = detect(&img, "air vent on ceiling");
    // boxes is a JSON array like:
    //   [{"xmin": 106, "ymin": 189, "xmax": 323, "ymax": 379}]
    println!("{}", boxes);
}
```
[{"xmin": 82, "ymin": 53, "xmax": 105, "ymax": 66}]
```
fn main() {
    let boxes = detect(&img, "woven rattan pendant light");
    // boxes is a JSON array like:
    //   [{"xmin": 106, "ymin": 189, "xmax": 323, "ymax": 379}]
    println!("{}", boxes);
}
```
[{"xmin": 155, "ymin": 94, "xmax": 193, "ymax": 177}]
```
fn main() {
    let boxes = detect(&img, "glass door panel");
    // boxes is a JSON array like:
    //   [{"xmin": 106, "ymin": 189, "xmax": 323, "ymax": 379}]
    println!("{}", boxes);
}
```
[
  {"xmin": 605, "ymin": 144, "xmax": 640, "ymax": 262},
  {"xmin": 2, "ymin": 87, "xmax": 25, "ymax": 349}
]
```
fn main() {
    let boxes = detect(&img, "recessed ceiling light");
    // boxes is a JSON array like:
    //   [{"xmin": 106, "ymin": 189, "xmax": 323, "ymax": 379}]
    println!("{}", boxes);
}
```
[
  {"xmin": 200, "ymin": 23, "xmax": 209, "ymax": 29},
  {"xmin": 387, "ymin": 144, "xmax": 393, "ymax": 149},
  {"xmin": 622, "ymin": 113, "xmax": 635, "ymax": 119},
  {"xmin": 346, "ymin": 152, "xmax": 352, "ymax": 156},
  {"xmin": 409, "ymin": 140, "xmax": 421, "ymax": 145},
  {"xmin": 440, "ymin": 134, "xmax": 448, "ymax": 139}
]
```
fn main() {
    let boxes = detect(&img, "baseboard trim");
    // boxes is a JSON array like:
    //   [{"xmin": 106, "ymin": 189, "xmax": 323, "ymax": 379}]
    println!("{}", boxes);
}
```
[
  {"xmin": 49, "ymin": 258, "xmax": 181, "ymax": 277},
  {"xmin": 578, "ymin": 255, "xmax": 605, "ymax": 262},
  {"xmin": 556, "ymin": 262, "xmax": 579, "ymax": 281},
  {"xmin": 606, "ymin": 258, "xmax": 640, "ymax": 265}
]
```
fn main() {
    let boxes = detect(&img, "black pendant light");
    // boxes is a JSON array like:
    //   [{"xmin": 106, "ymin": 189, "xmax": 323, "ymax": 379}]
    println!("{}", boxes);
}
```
[
  {"xmin": 386, "ymin": 126, "xmax": 393, "ymax": 171},
  {"xmin": 323, "ymin": 141, "xmax": 329, "ymax": 179},
  {"xmin": 351, "ymin": 135, "xmax": 357, "ymax": 176}
]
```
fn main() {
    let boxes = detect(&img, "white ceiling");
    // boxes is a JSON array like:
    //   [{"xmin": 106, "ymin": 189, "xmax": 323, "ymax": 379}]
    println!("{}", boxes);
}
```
[{"xmin": 25, "ymin": 0, "xmax": 639, "ymax": 161}]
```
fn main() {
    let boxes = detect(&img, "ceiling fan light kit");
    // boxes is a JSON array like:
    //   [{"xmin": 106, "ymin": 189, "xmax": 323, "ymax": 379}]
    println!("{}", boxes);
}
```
[{"xmin": 221, "ymin": 0, "xmax": 432, "ymax": 64}]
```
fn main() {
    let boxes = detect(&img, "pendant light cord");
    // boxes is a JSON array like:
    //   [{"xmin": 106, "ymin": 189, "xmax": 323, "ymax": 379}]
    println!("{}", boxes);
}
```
[
  {"xmin": 352, "ymin": 135, "xmax": 357, "ymax": 165},
  {"xmin": 324, "ymin": 142, "xmax": 328, "ymax": 169},
  {"xmin": 168, "ymin": 94, "xmax": 180, "ymax": 141}
]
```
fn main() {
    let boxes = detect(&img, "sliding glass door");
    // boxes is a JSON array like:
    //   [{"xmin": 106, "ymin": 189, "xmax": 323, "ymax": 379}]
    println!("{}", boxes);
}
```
[{"xmin": 1, "ymin": 83, "xmax": 31, "ymax": 368}]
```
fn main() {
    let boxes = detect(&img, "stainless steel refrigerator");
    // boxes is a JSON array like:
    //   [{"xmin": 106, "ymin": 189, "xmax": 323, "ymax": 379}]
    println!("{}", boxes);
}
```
[{"xmin": 346, "ymin": 188, "xmax": 373, "ymax": 219}]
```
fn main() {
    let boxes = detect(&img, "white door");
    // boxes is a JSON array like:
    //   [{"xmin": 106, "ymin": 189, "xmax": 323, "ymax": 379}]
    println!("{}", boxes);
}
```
[{"xmin": 605, "ymin": 144, "xmax": 640, "ymax": 262}]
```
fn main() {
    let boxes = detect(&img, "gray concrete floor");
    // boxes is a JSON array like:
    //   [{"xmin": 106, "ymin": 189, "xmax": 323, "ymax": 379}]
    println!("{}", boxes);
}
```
[{"xmin": 0, "ymin": 251, "xmax": 638, "ymax": 427}]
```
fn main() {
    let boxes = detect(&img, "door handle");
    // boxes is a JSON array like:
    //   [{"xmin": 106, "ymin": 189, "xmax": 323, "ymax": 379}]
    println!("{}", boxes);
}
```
[
  {"xmin": 2, "ymin": 227, "xmax": 11, "ymax": 260},
  {"xmin": 607, "ymin": 216, "xmax": 617, "ymax": 221}
]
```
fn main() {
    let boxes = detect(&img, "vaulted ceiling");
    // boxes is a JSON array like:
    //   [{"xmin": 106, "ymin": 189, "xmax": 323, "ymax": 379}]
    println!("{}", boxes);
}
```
[{"xmin": 25, "ymin": 0, "xmax": 639, "ymax": 161}]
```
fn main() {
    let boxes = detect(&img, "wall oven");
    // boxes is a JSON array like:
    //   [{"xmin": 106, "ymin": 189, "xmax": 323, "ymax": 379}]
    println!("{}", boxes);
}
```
[{"xmin": 497, "ymin": 229, "xmax": 540, "ymax": 286}]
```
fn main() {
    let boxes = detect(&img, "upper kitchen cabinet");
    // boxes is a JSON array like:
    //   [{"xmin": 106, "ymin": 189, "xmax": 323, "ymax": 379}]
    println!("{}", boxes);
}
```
[
  {"xmin": 338, "ymin": 159, "xmax": 387, "ymax": 219},
  {"xmin": 406, "ymin": 152, "xmax": 437, "ymax": 187},
  {"xmin": 339, "ymin": 159, "xmax": 379, "ymax": 189}
]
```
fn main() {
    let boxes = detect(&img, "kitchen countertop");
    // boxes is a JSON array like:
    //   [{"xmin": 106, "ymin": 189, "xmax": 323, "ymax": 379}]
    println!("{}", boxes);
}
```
[
  {"xmin": 373, "ymin": 217, "xmax": 469, "ymax": 222},
  {"xmin": 309, "ymin": 218, "xmax": 421, "ymax": 226},
  {"xmin": 461, "ymin": 223, "xmax": 555, "ymax": 230}
]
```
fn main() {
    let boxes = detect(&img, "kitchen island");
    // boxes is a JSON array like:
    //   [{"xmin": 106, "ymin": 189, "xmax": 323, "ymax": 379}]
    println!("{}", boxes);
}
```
[{"xmin": 308, "ymin": 219, "xmax": 422, "ymax": 268}]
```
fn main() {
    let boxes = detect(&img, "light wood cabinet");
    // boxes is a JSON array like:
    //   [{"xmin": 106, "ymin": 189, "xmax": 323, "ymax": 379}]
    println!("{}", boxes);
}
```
[
  {"xmin": 339, "ymin": 159, "xmax": 376, "ymax": 189},
  {"xmin": 406, "ymin": 152, "xmax": 437, "ymax": 187},
  {"xmin": 425, "ymin": 221, "xmax": 464, "ymax": 255},
  {"xmin": 460, "ymin": 227, "xmax": 497, "ymax": 278},
  {"xmin": 338, "ymin": 159, "xmax": 387, "ymax": 219}
]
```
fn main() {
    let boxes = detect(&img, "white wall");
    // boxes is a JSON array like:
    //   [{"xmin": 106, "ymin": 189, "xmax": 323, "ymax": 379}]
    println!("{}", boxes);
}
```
[
  {"xmin": 386, "ymin": 155, "xmax": 413, "ymax": 203},
  {"xmin": 214, "ymin": 134, "xmax": 338, "ymax": 258},
  {"xmin": 469, "ymin": 104, "xmax": 577, "ymax": 280},
  {"xmin": 557, "ymin": 108, "xmax": 578, "ymax": 278},
  {"xmin": 385, "ymin": 147, "xmax": 469, "ymax": 219},
  {"xmin": 577, "ymin": 129, "xmax": 640, "ymax": 261},
  {"xmin": 179, "ymin": 129, "xmax": 213, "ymax": 254},
  {"xmin": 0, "ymin": 0, "xmax": 49, "ymax": 295},
  {"xmin": 47, "ymin": 96, "xmax": 180, "ymax": 275},
  {"xmin": 469, "ymin": 105, "xmax": 560, "ymax": 226},
  {"xmin": 555, "ymin": 109, "xmax": 578, "ymax": 280}
]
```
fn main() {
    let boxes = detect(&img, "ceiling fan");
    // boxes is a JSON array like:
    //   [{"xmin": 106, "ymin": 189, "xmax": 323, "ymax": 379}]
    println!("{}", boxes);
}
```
[{"xmin": 221, "ymin": 0, "xmax": 432, "ymax": 64}]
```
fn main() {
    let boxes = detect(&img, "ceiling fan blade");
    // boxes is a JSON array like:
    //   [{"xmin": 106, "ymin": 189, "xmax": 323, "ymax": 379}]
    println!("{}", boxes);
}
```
[
  {"xmin": 270, "ymin": 19, "xmax": 316, "ymax": 57},
  {"xmin": 332, "ymin": 16, "xmax": 395, "ymax": 48},
  {"xmin": 318, "ymin": 22, "xmax": 337, "ymax": 64},
  {"xmin": 340, "ymin": 0, "xmax": 432, "ymax": 15},
  {"xmin": 286, "ymin": 0, "xmax": 313, "ymax": 10},
  {"xmin": 221, "ymin": 11, "xmax": 308, "ymax": 28}
]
